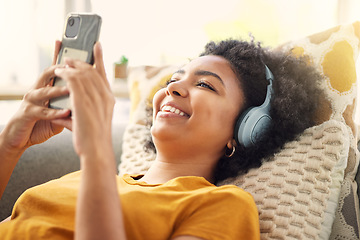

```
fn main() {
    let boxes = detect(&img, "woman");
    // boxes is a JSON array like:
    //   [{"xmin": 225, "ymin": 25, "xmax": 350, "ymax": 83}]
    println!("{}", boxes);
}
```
[{"xmin": 0, "ymin": 39, "xmax": 322, "ymax": 239}]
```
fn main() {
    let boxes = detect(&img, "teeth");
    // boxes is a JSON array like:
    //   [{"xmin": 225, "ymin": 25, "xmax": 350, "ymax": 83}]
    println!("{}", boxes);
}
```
[{"xmin": 161, "ymin": 105, "xmax": 186, "ymax": 116}]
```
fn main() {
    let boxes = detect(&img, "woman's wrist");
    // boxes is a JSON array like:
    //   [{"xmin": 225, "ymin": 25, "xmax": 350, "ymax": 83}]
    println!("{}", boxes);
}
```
[
  {"xmin": 0, "ymin": 120, "xmax": 28, "ymax": 199},
  {"xmin": 79, "ymin": 142, "xmax": 117, "ymax": 173},
  {"xmin": 0, "ymin": 120, "xmax": 28, "ymax": 156}
]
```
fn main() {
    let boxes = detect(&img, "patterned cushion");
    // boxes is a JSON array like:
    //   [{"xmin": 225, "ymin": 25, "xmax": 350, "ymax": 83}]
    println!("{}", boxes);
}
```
[
  {"xmin": 278, "ymin": 22, "xmax": 360, "ymax": 181},
  {"xmin": 277, "ymin": 22, "xmax": 360, "ymax": 240},
  {"xmin": 119, "ymin": 22, "xmax": 360, "ymax": 239},
  {"xmin": 120, "ymin": 124, "xmax": 155, "ymax": 175}
]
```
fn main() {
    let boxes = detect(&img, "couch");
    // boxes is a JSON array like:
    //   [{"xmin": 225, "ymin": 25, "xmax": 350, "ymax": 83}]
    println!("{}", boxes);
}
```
[{"xmin": 0, "ymin": 122, "xmax": 126, "ymax": 221}]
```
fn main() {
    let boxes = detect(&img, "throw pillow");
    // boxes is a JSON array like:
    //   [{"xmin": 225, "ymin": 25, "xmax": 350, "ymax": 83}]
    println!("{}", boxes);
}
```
[
  {"xmin": 277, "ymin": 22, "xmax": 360, "ymax": 239},
  {"xmin": 278, "ymin": 21, "xmax": 360, "ymax": 180}
]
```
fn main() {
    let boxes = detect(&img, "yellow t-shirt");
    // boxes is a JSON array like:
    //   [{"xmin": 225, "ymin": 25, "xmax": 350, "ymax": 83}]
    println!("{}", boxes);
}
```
[{"xmin": 0, "ymin": 171, "xmax": 260, "ymax": 240}]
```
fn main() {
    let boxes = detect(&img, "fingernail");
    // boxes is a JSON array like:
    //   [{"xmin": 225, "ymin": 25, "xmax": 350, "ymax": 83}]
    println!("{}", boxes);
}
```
[
  {"xmin": 61, "ymin": 86, "xmax": 69, "ymax": 92},
  {"xmin": 54, "ymin": 68, "xmax": 63, "ymax": 75},
  {"xmin": 96, "ymin": 42, "xmax": 102, "ymax": 52},
  {"xmin": 59, "ymin": 108, "xmax": 71, "ymax": 114}
]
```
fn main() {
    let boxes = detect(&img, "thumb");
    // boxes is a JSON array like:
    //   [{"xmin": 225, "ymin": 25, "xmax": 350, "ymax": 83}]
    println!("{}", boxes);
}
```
[
  {"xmin": 93, "ymin": 42, "xmax": 107, "ymax": 80},
  {"xmin": 51, "ymin": 118, "xmax": 73, "ymax": 131}
]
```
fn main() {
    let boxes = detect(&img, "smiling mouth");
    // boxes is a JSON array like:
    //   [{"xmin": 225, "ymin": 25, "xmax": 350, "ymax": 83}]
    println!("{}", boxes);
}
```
[{"xmin": 160, "ymin": 105, "xmax": 189, "ymax": 117}]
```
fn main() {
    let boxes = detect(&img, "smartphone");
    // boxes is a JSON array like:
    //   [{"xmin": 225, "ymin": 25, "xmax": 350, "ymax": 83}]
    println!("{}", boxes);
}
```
[{"xmin": 49, "ymin": 13, "xmax": 102, "ymax": 110}]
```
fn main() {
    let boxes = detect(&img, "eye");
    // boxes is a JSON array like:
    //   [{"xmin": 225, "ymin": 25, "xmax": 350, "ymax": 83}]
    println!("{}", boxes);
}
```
[
  {"xmin": 197, "ymin": 81, "xmax": 216, "ymax": 92},
  {"xmin": 166, "ymin": 79, "xmax": 177, "ymax": 86}
]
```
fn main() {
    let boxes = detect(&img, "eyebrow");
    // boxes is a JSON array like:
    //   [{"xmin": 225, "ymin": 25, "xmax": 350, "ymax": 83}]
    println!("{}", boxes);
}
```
[{"xmin": 173, "ymin": 69, "xmax": 224, "ymax": 85}]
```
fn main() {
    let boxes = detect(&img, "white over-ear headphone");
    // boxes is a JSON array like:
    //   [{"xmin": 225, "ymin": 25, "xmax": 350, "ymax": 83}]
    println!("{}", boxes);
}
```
[{"xmin": 234, "ymin": 65, "xmax": 274, "ymax": 148}]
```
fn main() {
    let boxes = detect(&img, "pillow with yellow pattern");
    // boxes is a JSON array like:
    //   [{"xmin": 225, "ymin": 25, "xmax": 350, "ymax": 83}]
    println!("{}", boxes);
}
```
[{"xmin": 277, "ymin": 23, "xmax": 360, "ymax": 240}]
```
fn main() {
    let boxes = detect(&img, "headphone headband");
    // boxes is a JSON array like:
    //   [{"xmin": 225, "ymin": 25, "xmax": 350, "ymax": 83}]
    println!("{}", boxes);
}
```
[
  {"xmin": 234, "ymin": 65, "xmax": 274, "ymax": 148},
  {"xmin": 265, "ymin": 65, "xmax": 274, "ymax": 82}
]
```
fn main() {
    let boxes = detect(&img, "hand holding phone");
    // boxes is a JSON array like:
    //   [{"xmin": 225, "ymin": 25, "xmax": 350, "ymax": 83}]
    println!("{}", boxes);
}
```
[
  {"xmin": 49, "ymin": 13, "xmax": 102, "ymax": 110},
  {"xmin": 52, "ymin": 42, "xmax": 115, "ymax": 156}
]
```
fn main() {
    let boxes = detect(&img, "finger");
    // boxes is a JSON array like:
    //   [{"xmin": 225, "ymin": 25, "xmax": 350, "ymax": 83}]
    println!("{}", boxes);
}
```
[
  {"xmin": 54, "ymin": 66, "xmax": 79, "ymax": 80},
  {"xmin": 24, "ymin": 85, "xmax": 69, "ymax": 106},
  {"xmin": 52, "ymin": 40, "xmax": 62, "ymax": 65},
  {"xmin": 51, "ymin": 118, "xmax": 73, "ymax": 131},
  {"xmin": 63, "ymin": 57, "xmax": 90, "ymax": 71},
  {"xmin": 55, "ymin": 59, "xmax": 112, "ymax": 103},
  {"xmin": 25, "ymin": 104, "xmax": 70, "ymax": 121},
  {"xmin": 93, "ymin": 42, "xmax": 111, "ymax": 91},
  {"xmin": 56, "ymin": 61, "xmax": 101, "ymax": 94},
  {"xmin": 33, "ymin": 65, "xmax": 60, "ymax": 89},
  {"xmin": 93, "ymin": 42, "xmax": 107, "ymax": 80},
  {"xmin": 63, "ymin": 57, "xmax": 76, "ymax": 68},
  {"xmin": 54, "ymin": 66, "xmax": 90, "ymax": 97}
]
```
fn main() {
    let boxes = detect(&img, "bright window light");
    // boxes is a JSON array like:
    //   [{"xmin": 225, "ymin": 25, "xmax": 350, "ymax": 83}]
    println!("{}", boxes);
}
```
[
  {"xmin": 0, "ymin": 0, "xmax": 64, "ymax": 88},
  {"xmin": 0, "ymin": 0, "xmax": 359, "ymax": 89}
]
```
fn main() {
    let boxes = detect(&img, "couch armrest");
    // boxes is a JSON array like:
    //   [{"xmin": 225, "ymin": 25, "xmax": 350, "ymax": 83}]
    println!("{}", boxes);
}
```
[{"xmin": 0, "ymin": 123, "xmax": 126, "ymax": 221}]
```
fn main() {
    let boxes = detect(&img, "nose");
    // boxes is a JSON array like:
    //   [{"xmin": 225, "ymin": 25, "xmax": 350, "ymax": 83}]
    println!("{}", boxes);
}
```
[{"xmin": 165, "ymin": 81, "xmax": 188, "ymax": 97}]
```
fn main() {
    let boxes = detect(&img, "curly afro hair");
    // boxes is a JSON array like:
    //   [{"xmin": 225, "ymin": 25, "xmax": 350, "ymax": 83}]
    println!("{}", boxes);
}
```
[
  {"xmin": 200, "ymin": 39, "xmax": 324, "ymax": 183},
  {"xmin": 145, "ymin": 38, "xmax": 324, "ymax": 183}
]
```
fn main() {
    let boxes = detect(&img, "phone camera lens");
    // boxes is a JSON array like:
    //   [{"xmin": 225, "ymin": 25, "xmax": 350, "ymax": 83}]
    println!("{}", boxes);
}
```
[
  {"xmin": 68, "ymin": 18, "xmax": 75, "ymax": 26},
  {"xmin": 65, "ymin": 16, "xmax": 80, "ymax": 38}
]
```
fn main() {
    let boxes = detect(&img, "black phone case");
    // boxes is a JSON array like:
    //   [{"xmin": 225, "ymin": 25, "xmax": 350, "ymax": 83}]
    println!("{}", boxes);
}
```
[{"xmin": 49, "ymin": 13, "xmax": 102, "ymax": 110}]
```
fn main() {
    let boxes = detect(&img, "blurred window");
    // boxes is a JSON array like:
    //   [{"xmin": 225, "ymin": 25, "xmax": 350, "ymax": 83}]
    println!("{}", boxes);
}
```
[{"xmin": 0, "ymin": 0, "xmax": 359, "ymax": 98}]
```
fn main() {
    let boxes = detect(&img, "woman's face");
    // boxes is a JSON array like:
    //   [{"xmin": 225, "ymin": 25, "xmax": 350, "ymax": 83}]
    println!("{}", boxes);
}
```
[{"xmin": 151, "ymin": 55, "xmax": 244, "ymax": 158}]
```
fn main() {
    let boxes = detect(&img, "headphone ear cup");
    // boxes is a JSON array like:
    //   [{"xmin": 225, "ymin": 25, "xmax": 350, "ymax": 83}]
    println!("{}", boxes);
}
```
[
  {"xmin": 234, "ymin": 64, "xmax": 274, "ymax": 148},
  {"xmin": 234, "ymin": 105, "xmax": 271, "ymax": 148},
  {"xmin": 234, "ymin": 107, "xmax": 253, "ymax": 147},
  {"xmin": 249, "ymin": 112, "xmax": 271, "ymax": 144}
]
